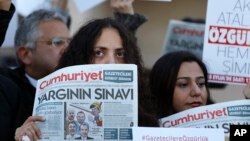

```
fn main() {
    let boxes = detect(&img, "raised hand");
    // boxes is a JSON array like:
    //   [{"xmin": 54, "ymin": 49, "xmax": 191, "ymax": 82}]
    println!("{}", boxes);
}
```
[{"xmin": 110, "ymin": 0, "xmax": 135, "ymax": 15}]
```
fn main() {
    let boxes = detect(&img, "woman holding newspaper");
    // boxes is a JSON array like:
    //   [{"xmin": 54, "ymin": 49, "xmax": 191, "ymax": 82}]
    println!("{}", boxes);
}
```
[
  {"xmin": 57, "ymin": 17, "xmax": 158, "ymax": 127},
  {"xmin": 149, "ymin": 51, "xmax": 214, "ymax": 119},
  {"xmin": 13, "ymin": 0, "xmax": 157, "ymax": 140},
  {"xmin": 15, "ymin": 17, "xmax": 158, "ymax": 141}
]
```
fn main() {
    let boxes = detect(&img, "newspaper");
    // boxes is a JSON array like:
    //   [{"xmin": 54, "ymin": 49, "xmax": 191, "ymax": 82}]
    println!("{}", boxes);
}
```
[
  {"xmin": 159, "ymin": 100, "xmax": 250, "ymax": 140},
  {"xmin": 32, "ymin": 64, "xmax": 138, "ymax": 141}
]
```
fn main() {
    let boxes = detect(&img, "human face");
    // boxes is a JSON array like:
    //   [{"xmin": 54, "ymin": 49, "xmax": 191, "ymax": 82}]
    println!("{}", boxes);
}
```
[
  {"xmin": 67, "ymin": 110, "xmax": 75, "ymax": 120},
  {"xmin": 77, "ymin": 112, "xmax": 85, "ymax": 124},
  {"xmin": 173, "ymin": 62, "xmax": 208, "ymax": 113},
  {"xmin": 80, "ymin": 125, "xmax": 89, "ymax": 137},
  {"xmin": 27, "ymin": 20, "xmax": 70, "ymax": 79},
  {"xmin": 68, "ymin": 123, "xmax": 76, "ymax": 134},
  {"xmin": 91, "ymin": 107, "xmax": 100, "ymax": 116},
  {"xmin": 93, "ymin": 28, "xmax": 125, "ymax": 64}
]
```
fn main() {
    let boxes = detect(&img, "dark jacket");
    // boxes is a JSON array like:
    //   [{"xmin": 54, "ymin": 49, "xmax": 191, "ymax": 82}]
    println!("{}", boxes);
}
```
[
  {"xmin": 0, "ymin": 75, "xmax": 23, "ymax": 141},
  {"xmin": 0, "ymin": 67, "xmax": 36, "ymax": 141},
  {"xmin": 114, "ymin": 12, "xmax": 147, "ymax": 34}
]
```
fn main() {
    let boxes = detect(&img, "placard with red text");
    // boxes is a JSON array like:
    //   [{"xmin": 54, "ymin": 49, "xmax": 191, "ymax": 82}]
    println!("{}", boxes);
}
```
[{"xmin": 203, "ymin": 0, "xmax": 250, "ymax": 84}]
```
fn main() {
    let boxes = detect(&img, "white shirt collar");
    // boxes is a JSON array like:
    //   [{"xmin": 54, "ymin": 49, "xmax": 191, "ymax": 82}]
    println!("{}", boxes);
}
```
[
  {"xmin": 25, "ymin": 73, "xmax": 37, "ymax": 88},
  {"xmin": 81, "ymin": 136, "xmax": 87, "ymax": 139}
]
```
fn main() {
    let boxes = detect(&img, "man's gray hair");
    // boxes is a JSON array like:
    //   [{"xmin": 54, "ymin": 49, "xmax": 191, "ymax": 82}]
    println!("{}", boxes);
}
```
[
  {"xmin": 14, "ymin": 9, "xmax": 68, "ymax": 66},
  {"xmin": 14, "ymin": 9, "xmax": 68, "ymax": 49}
]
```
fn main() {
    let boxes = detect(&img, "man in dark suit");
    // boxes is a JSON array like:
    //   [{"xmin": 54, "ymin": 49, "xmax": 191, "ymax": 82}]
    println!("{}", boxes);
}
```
[
  {"xmin": 75, "ymin": 123, "xmax": 93, "ymax": 140},
  {"xmin": 0, "ymin": 9, "xmax": 70, "ymax": 141}
]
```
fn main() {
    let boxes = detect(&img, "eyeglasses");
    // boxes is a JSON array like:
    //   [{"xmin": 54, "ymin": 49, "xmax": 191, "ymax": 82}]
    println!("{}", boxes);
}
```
[{"xmin": 36, "ymin": 37, "xmax": 71, "ymax": 48}]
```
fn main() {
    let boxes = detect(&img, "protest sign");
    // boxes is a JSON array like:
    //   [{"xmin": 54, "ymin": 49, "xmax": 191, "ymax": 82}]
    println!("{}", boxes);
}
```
[
  {"xmin": 163, "ymin": 20, "xmax": 204, "ymax": 58},
  {"xmin": 203, "ymin": 0, "xmax": 250, "ymax": 84}
]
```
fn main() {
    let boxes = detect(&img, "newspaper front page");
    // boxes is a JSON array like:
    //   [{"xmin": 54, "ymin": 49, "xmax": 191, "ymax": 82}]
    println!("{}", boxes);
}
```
[
  {"xmin": 160, "ymin": 100, "xmax": 250, "ymax": 140},
  {"xmin": 32, "ymin": 64, "xmax": 138, "ymax": 141}
]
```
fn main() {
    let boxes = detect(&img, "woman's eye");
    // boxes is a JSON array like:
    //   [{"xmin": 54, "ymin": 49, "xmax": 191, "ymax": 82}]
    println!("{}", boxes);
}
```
[
  {"xmin": 95, "ymin": 50, "xmax": 104, "ymax": 57},
  {"xmin": 197, "ymin": 82, "xmax": 205, "ymax": 88},
  {"xmin": 116, "ymin": 52, "xmax": 125, "ymax": 58},
  {"xmin": 177, "ymin": 83, "xmax": 188, "ymax": 88}
]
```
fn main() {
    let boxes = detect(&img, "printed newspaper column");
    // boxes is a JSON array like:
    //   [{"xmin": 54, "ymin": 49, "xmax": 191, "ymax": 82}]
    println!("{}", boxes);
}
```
[
  {"xmin": 203, "ymin": 0, "xmax": 250, "ymax": 84},
  {"xmin": 32, "ymin": 64, "xmax": 138, "ymax": 141}
]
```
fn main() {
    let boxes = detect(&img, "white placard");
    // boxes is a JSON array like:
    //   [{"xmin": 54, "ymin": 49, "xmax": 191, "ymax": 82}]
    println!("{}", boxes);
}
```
[{"xmin": 203, "ymin": 0, "xmax": 250, "ymax": 84}]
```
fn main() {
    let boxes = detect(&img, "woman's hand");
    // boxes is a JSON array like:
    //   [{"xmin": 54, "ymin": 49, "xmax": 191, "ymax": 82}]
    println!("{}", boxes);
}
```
[{"xmin": 14, "ymin": 116, "xmax": 45, "ymax": 141}]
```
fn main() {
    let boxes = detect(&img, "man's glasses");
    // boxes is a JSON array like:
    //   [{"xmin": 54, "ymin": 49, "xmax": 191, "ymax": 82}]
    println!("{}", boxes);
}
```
[{"xmin": 36, "ymin": 37, "xmax": 71, "ymax": 48}]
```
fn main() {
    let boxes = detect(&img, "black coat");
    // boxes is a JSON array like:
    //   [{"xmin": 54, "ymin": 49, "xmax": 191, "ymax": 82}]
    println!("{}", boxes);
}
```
[
  {"xmin": 0, "ymin": 4, "xmax": 15, "ymax": 47},
  {"xmin": 0, "ymin": 75, "xmax": 22, "ymax": 140},
  {"xmin": 0, "ymin": 67, "xmax": 36, "ymax": 141}
]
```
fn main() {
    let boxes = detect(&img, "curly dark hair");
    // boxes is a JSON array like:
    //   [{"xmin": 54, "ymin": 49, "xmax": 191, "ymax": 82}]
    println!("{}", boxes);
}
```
[
  {"xmin": 58, "ymin": 18, "xmax": 142, "ymax": 67},
  {"xmin": 57, "ymin": 18, "xmax": 158, "ymax": 127}
]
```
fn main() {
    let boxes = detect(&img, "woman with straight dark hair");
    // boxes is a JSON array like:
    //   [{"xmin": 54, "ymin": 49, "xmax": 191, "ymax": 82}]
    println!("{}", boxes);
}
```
[{"xmin": 150, "ymin": 51, "xmax": 214, "ymax": 119}]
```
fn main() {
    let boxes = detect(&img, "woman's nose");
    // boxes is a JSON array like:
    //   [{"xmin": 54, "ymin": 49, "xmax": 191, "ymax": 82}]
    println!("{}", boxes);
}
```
[
  {"xmin": 190, "ymin": 83, "xmax": 202, "ymax": 96},
  {"xmin": 105, "ymin": 55, "xmax": 116, "ymax": 64}
]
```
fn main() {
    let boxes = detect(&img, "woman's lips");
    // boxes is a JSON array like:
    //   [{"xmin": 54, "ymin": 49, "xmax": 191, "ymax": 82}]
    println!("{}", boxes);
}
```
[{"xmin": 189, "ymin": 102, "xmax": 202, "ymax": 107}]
